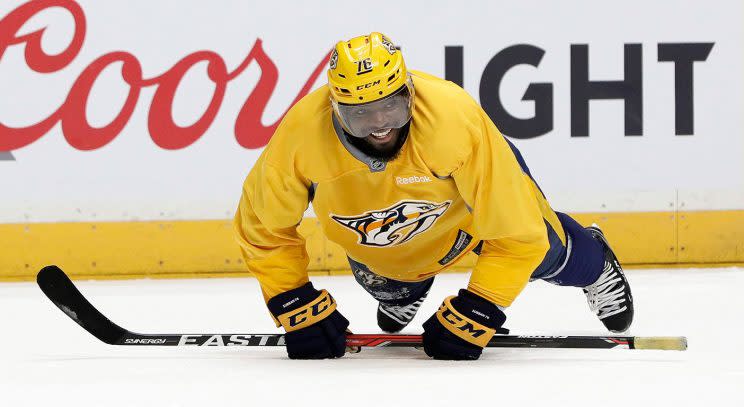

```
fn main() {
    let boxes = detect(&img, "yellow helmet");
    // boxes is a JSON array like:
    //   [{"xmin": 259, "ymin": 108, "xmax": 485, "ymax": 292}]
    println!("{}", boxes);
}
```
[
  {"xmin": 328, "ymin": 32, "xmax": 415, "ymax": 138},
  {"xmin": 328, "ymin": 32, "xmax": 408, "ymax": 104}
]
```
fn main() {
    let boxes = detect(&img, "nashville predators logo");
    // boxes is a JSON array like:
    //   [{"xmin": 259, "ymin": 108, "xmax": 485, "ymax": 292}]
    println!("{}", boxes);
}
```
[{"xmin": 331, "ymin": 200, "xmax": 451, "ymax": 247}]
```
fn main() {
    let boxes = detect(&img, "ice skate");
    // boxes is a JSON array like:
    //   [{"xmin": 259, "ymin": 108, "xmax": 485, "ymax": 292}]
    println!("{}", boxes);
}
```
[
  {"xmin": 377, "ymin": 289, "xmax": 430, "ymax": 333},
  {"xmin": 583, "ymin": 225, "xmax": 634, "ymax": 333}
]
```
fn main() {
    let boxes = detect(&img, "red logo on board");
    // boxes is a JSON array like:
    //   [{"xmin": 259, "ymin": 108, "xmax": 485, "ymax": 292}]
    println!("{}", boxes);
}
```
[{"xmin": 0, "ymin": 0, "xmax": 330, "ymax": 152}]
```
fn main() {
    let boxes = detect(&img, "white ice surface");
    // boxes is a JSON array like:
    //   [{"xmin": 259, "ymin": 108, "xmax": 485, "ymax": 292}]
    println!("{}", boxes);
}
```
[{"xmin": 1, "ymin": 268, "xmax": 742, "ymax": 407}]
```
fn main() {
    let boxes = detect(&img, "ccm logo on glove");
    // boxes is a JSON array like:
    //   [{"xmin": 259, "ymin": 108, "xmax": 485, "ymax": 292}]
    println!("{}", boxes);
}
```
[
  {"xmin": 277, "ymin": 290, "xmax": 336, "ymax": 332},
  {"xmin": 436, "ymin": 297, "xmax": 497, "ymax": 347}
]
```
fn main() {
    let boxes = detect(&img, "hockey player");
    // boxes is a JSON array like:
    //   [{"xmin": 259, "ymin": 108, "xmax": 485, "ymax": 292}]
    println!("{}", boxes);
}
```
[{"xmin": 234, "ymin": 32, "xmax": 634, "ymax": 360}]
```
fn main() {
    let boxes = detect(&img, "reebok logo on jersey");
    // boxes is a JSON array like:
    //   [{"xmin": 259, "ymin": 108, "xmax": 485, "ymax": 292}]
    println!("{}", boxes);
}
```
[
  {"xmin": 331, "ymin": 200, "xmax": 451, "ymax": 247},
  {"xmin": 395, "ymin": 175, "xmax": 432, "ymax": 185}
]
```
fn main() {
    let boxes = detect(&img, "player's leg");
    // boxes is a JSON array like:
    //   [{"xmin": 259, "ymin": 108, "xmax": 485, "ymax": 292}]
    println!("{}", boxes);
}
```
[
  {"xmin": 502, "ymin": 136, "xmax": 633, "ymax": 332},
  {"xmin": 347, "ymin": 257, "xmax": 433, "ymax": 333},
  {"xmin": 540, "ymin": 213, "xmax": 634, "ymax": 332}
]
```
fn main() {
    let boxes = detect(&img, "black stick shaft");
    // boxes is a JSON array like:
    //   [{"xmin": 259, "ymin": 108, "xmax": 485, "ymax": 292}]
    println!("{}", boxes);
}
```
[{"xmin": 102, "ymin": 333, "xmax": 635, "ymax": 349}]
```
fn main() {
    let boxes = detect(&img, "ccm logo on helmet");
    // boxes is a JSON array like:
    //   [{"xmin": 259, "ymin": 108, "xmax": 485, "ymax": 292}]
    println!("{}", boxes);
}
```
[
  {"xmin": 286, "ymin": 295, "xmax": 334, "ymax": 328},
  {"xmin": 356, "ymin": 80, "xmax": 381, "ymax": 90}
]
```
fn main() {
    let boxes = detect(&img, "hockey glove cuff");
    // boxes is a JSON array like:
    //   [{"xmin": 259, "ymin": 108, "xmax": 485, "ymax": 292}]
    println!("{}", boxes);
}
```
[
  {"xmin": 422, "ymin": 289, "xmax": 506, "ymax": 360},
  {"xmin": 267, "ymin": 282, "xmax": 349, "ymax": 359}
]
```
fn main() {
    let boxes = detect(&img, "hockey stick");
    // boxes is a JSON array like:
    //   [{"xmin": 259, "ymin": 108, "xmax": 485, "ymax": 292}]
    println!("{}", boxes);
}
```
[{"xmin": 37, "ymin": 265, "xmax": 687, "ymax": 351}]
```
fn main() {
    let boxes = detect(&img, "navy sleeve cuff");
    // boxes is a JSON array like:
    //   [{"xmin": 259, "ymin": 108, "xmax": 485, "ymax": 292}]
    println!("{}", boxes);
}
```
[
  {"xmin": 266, "ymin": 282, "xmax": 320, "ymax": 317},
  {"xmin": 451, "ymin": 289, "xmax": 507, "ymax": 329}
]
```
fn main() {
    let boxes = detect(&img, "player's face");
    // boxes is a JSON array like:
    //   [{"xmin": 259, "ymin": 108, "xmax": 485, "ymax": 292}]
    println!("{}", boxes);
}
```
[
  {"xmin": 363, "ymin": 126, "xmax": 401, "ymax": 147},
  {"xmin": 347, "ymin": 124, "xmax": 408, "ymax": 162},
  {"xmin": 359, "ymin": 126, "xmax": 403, "ymax": 159},
  {"xmin": 336, "ymin": 85, "xmax": 413, "ymax": 141}
]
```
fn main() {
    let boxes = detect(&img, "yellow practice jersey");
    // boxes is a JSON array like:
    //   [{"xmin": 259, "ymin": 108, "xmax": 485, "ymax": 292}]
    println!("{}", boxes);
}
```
[{"xmin": 234, "ymin": 71, "xmax": 566, "ymax": 308}]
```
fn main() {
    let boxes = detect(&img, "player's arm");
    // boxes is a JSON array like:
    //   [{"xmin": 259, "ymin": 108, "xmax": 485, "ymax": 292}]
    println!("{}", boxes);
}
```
[
  {"xmin": 234, "ymin": 140, "xmax": 348, "ymax": 359},
  {"xmin": 452, "ymin": 110, "xmax": 549, "ymax": 308},
  {"xmin": 234, "ymin": 151, "xmax": 311, "ymax": 301},
  {"xmin": 422, "ymin": 101, "xmax": 549, "ymax": 360}
]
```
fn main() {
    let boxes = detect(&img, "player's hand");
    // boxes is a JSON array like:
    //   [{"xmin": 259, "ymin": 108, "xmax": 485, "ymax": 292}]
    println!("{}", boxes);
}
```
[
  {"xmin": 421, "ymin": 289, "xmax": 506, "ymax": 360},
  {"xmin": 267, "ymin": 282, "xmax": 349, "ymax": 359}
]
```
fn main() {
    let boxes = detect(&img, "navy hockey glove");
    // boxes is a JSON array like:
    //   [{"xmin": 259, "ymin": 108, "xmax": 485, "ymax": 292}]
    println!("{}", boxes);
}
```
[
  {"xmin": 267, "ymin": 282, "xmax": 349, "ymax": 359},
  {"xmin": 422, "ymin": 289, "xmax": 506, "ymax": 360}
]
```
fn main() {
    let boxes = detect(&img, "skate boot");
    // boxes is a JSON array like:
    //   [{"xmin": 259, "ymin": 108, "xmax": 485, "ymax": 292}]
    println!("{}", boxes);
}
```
[
  {"xmin": 377, "ymin": 289, "xmax": 430, "ymax": 333},
  {"xmin": 583, "ymin": 225, "xmax": 634, "ymax": 333}
]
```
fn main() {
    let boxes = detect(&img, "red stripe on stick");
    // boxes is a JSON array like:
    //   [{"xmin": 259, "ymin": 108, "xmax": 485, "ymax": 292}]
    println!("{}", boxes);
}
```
[{"xmin": 346, "ymin": 334, "xmax": 422, "ymax": 347}]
